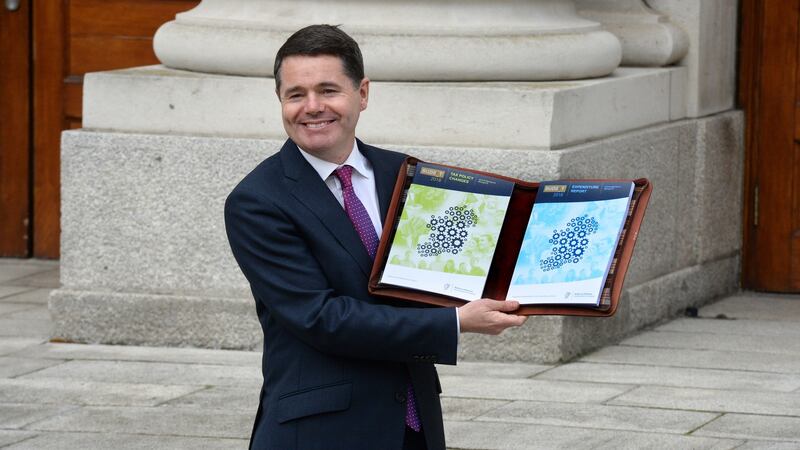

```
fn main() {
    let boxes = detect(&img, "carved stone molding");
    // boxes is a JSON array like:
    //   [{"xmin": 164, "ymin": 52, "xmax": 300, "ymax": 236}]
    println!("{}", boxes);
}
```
[
  {"xmin": 576, "ymin": 0, "xmax": 689, "ymax": 66},
  {"xmin": 153, "ymin": 0, "xmax": 622, "ymax": 81}
]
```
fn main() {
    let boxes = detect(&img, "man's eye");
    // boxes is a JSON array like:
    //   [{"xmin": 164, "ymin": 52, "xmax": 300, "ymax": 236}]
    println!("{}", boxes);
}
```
[{"xmin": 322, "ymin": 89, "xmax": 337, "ymax": 95}]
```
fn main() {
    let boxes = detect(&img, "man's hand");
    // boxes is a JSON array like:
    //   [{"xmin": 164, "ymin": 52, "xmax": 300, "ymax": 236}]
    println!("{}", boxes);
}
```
[{"xmin": 458, "ymin": 299, "xmax": 527, "ymax": 335}]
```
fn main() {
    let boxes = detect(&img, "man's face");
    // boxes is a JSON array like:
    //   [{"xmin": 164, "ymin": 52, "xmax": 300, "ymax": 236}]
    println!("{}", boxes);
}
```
[{"xmin": 277, "ymin": 55, "xmax": 369, "ymax": 164}]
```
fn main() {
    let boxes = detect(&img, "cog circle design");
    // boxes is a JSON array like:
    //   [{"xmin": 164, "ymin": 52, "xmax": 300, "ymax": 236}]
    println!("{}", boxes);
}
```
[
  {"xmin": 416, "ymin": 206, "xmax": 479, "ymax": 258},
  {"xmin": 539, "ymin": 215, "xmax": 600, "ymax": 272}
]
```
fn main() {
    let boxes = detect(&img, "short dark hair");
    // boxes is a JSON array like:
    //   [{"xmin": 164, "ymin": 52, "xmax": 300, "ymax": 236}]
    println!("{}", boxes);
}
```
[{"xmin": 274, "ymin": 24, "xmax": 365, "ymax": 91}]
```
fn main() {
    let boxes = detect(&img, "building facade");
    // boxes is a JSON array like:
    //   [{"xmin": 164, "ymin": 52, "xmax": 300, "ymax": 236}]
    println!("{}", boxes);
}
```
[{"xmin": 45, "ymin": 0, "xmax": 753, "ymax": 362}]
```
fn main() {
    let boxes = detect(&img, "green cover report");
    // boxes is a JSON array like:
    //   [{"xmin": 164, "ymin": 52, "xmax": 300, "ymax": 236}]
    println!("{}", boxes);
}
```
[{"xmin": 380, "ymin": 163, "xmax": 514, "ymax": 301}]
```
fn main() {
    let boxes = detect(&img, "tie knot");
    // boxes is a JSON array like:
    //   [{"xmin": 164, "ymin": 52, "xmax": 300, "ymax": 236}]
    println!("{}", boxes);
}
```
[{"xmin": 334, "ymin": 165, "xmax": 354, "ymax": 189}]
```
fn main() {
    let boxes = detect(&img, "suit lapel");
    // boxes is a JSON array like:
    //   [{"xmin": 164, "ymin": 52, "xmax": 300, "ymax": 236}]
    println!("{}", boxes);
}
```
[{"xmin": 280, "ymin": 140, "xmax": 374, "ymax": 278}]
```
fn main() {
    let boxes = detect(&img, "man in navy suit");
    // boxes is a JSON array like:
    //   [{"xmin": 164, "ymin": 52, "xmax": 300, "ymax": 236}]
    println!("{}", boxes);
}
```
[{"xmin": 225, "ymin": 24, "xmax": 526, "ymax": 450}]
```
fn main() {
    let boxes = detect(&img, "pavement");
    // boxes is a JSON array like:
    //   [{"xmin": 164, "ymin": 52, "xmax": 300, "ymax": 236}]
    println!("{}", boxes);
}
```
[{"xmin": 0, "ymin": 258, "xmax": 799, "ymax": 449}]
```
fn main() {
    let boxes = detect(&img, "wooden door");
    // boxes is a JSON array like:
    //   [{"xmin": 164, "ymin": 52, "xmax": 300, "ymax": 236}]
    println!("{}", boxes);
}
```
[
  {"xmin": 0, "ymin": 0, "xmax": 31, "ymax": 256},
  {"xmin": 0, "ymin": 0, "xmax": 199, "ymax": 258},
  {"xmin": 740, "ymin": 0, "xmax": 800, "ymax": 292}
]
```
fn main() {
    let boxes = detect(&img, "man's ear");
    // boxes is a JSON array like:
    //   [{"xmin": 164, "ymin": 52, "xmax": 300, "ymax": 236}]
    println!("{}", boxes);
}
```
[{"xmin": 359, "ymin": 78, "xmax": 370, "ymax": 111}]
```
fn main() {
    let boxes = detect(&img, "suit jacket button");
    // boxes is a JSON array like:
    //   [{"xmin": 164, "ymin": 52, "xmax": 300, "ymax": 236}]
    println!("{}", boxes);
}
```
[{"xmin": 395, "ymin": 392, "xmax": 407, "ymax": 403}]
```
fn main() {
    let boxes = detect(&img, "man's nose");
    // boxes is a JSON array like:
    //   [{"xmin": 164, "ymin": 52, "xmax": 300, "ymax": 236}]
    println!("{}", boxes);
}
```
[{"xmin": 304, "ymin": 93, "xmax": 324, "ymax": 114}]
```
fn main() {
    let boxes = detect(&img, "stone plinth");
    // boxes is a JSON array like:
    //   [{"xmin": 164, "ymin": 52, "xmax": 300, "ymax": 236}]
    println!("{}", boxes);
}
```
[
  {"xmin": 52, "ymin": 110, "xmax": 743, "ymax": 359},
  {"xmin": 83, "ymin": 65, "xmax": 686, "ymax": 150},
  {"xmin": 153, "ymin": 0, "xmax": 622, "ymax": 81}
]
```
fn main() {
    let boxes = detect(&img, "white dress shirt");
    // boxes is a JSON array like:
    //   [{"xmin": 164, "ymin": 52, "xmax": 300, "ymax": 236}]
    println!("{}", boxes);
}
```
[{"xmin": 297, "ymin": 141, "xmax": 383, "ymax": 237}]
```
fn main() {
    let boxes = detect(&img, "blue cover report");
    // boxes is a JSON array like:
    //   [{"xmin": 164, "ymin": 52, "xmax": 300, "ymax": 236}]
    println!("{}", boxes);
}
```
[{"xmin": 506, "ymin": 181, "xmax": 635, "ymax": 305}]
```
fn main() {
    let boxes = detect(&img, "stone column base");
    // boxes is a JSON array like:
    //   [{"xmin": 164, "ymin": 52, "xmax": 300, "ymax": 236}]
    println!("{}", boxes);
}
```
[{"xmin": 53, "ymin": 110, "xmax": 743, "ymax": 362}]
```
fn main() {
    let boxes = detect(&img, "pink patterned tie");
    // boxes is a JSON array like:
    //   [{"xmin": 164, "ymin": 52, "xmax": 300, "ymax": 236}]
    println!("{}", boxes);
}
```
[
  {"xmin": 333, "ymin": 165, "xmax": 422, "ymax": 432},
  {"xmin": 405, "ymin": 384, "xmax": 421, "ymax": 432},
  {"xmin": 334, "ymin": 165, "xmax": 379, "ymax": 258}
]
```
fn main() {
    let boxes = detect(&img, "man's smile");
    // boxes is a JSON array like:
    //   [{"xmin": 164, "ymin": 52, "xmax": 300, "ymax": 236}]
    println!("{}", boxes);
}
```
[{"xmin": 302, "ymin": 119, "xmax": 336, "ymax": 129}]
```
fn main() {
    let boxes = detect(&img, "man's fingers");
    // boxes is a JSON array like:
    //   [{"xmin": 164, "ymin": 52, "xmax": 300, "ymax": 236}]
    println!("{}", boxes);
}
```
[
  {"xmin": 497, "ymin": 309, "xmax": 526, "ymax": 326},
  {"xmin": 499, "ymin": 300, "xmax": 520, "ymax": 311},
  {"xmin": 459, "ymin": 299, "xmax": 527, "ymax": 334},
  {"xmin": 478, "ymin": 299, "xmax": 521, "ymax": 312},
  {"xmin": 486, "ymin": 311, "xmax": 527, "ymax": 335},
  {"xmin": 486, "ymin": 299, "xmax": 519, "ymax": 312}
]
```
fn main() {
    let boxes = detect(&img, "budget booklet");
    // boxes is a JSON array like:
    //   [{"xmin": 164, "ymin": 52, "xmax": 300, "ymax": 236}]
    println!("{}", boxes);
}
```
[
  {"xmin": 379, "ymin": 162, "xmax": 514, "ymax": 300},
  {"xmin": 369, "ymin": 158, "xmax": 651, "ymax": 317},
  {"xmin": 506, "ymin": 181, "xmax": 635, "ymax": 306}
]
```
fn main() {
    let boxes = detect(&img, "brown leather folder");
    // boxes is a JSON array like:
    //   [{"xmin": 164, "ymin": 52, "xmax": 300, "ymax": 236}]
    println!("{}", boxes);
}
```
[{"xmin": 368, "ymin": 157, "xmax": 653, "ymax": 317}]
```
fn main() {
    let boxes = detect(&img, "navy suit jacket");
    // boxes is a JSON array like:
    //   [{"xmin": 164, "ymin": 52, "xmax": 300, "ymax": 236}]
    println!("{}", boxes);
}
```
[{"xmin": 224, "ymin": 139, "xmax": 458, "ymax": 450}]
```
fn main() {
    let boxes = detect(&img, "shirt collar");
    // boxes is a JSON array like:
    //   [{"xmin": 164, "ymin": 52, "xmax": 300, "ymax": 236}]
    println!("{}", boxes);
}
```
[{"xmin": 297, "ymin": 140, "xmax": 372, "ymax": 181}]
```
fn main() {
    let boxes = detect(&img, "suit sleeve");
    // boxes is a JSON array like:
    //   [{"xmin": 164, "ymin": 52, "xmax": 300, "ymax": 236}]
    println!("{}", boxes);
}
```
[{"xmin": 224, "ymin": 186, "xmax": 458, "ymax": 365}]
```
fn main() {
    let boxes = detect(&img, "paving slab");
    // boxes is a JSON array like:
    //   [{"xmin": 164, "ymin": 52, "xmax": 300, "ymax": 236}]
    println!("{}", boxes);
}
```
[
  {"xmin": 620, "ymin": 330, "xmax": 800, "ymax": 355},
  {"xmin": 445, "ymin": 420, "xmax": 598, "ymax": 450},
  {"xmin": 0, "ymin": 319, "xmax": 52, "ymax": 339},
  {"xmin": 14, "ymin": 342, "xmax": 261, "ymax": 366},
  {"xmin": 27, "ymin": 406, "xmax": 253, "ymax": 439},
  {"xmin": 0, "ymin": 430, "xmax": 38, "ymax": 448},
  {"xmin": 0, "ymin": 338, "xmax": 45, "ymax": 357},
  {"xmin": 0, "ymin": 357, "xmax": 65, "ymax": 378},
  {"xmin": 656, "ymin": 317, "xmax": 800, "ymax": 337},
  {"xmin": 693, "ymin": 413, "xmax": 800, "ymax": 442},
  {"xmin": 0, "ymin": 303, "xmax": 37, "ymax": 316},
  {"xmin": 443, "ymin": 420, "xmax": 743, "ymax": 450},
  {"xmin": 3, "ymin": 269, "xmax": 59, "ymax": 289},
  {"xmin": 581, "ymin": 345, "xmax": 800, "ymax": 374},
  {"xmin": 437, "ymin": 361, "xmax": 552, "ymax": 378},
  {"xmin": 536, "ymin": 362, "xmax": 800, "ymax": 392},
  {"xmin": 0, "ymin": 259, "xmax": 57, "ymax": 270},
  {"xmin": 0, "ymin": 378, "xmax": 203, "ymax": 406},
  {"xmin": 699, "ymin": 294, "xmax": 800, "ymax": 321},
  {"xmin": 0, "ymin": 286, "xmax": 32, "ymax": 300},
  {"xmin": 476, "ymin": 400, "xmax": 720, "ymax": 434},
  {"xmin": 163, "ymin": 386, "xmax": 259, "ymax": 412},
  {"xmin": 1, "ymin": 306, "xmax": 49, "ymax": 321},
  {"xmin": 0, "ymin": 265, "xmax": 52, "ymax": 284},
  {"xmin": 440, "ymin": 397, "xmax": 511, "ymax": 421},
  {"xmin": 0, "ymin": 404, "xmax": 76, "ymax": 429},
  {"xmin": 3, "ymin": 432, "xmax": 249, "ymax": 450},
  {"xmin": 21, "ymin": 359, "xmax": 262, "ymax": 387},
  {"xmin": 440, "ymin": 376, "xmax": 633, "ymax": 403},
  {"xmin": 609, "ymin": 386, "xmax": 800, "ymax": 416},
  {"xmin": 735, "ymin": 440, "xmax": 800, "ymax": 449},
  {"xmin": 0, "ymin": 289, "xmax": 53, "ymax": 305}
]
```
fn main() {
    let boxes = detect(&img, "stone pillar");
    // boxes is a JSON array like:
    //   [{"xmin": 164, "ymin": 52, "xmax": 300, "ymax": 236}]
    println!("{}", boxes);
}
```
[
  {"xmin": 153, "ymin": 0, "xmax": 622, "ymax": 81},
  {"xmin": 645, "ymin": 0, "xmax": 738, "ymax": 116}
]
